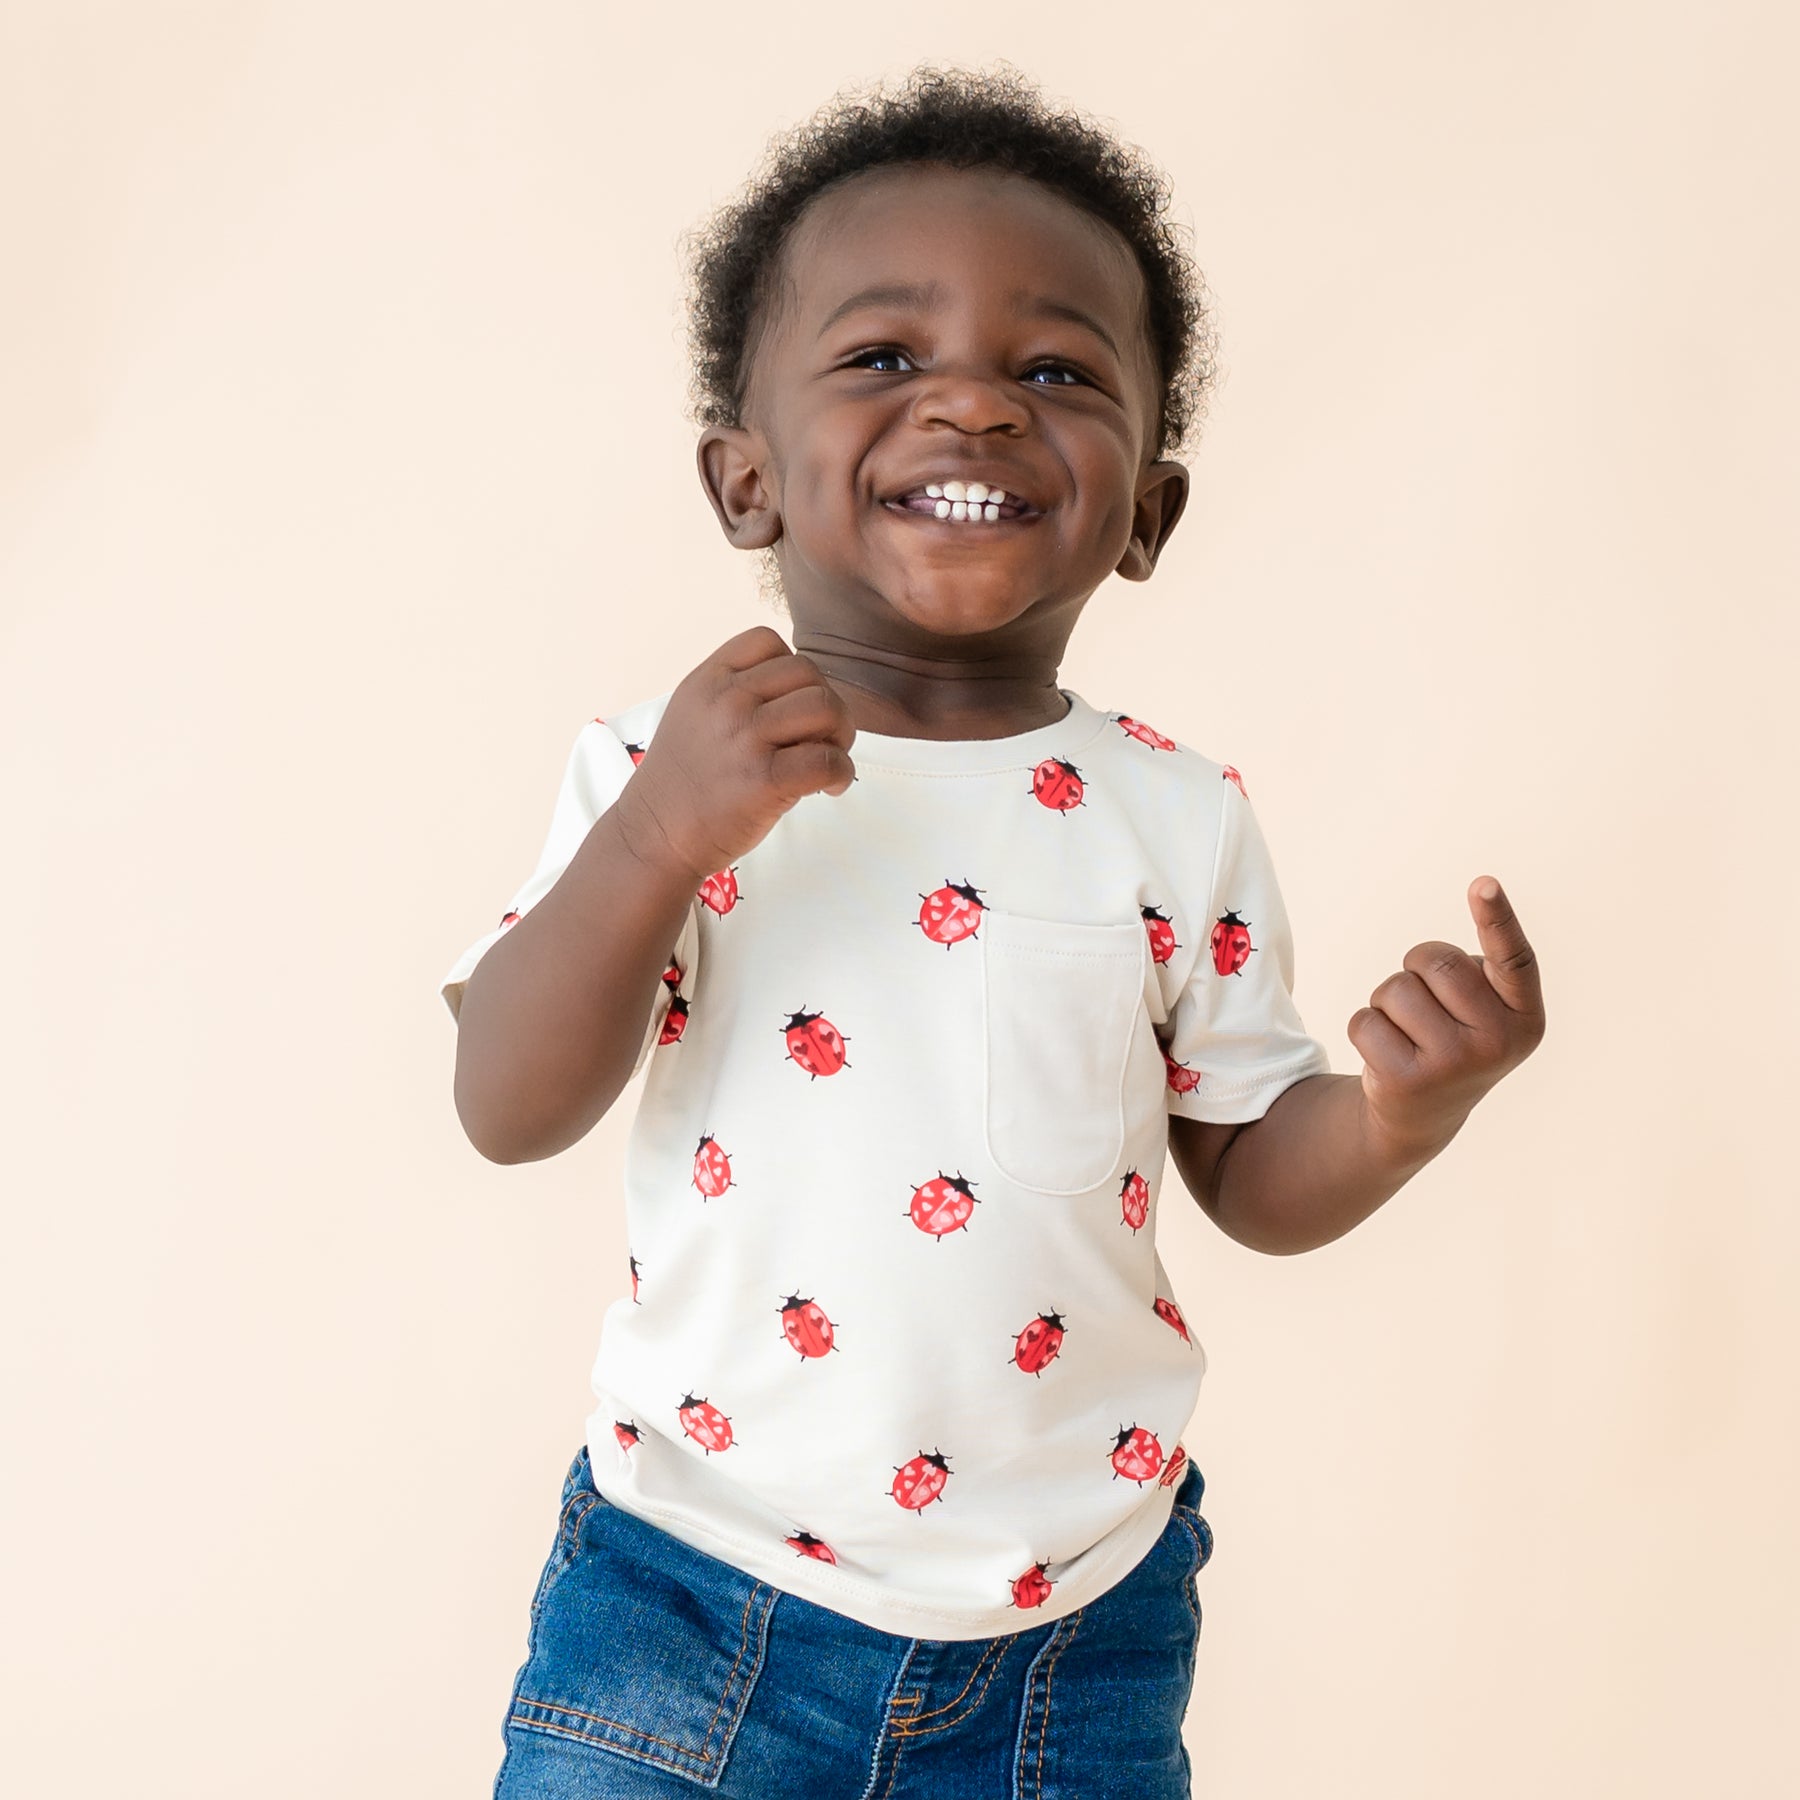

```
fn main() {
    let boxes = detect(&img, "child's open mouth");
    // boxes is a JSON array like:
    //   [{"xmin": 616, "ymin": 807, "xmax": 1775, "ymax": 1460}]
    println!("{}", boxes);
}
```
[{"xmin": 884, "ymin": 479, "xmax": 1041, "ymax": 525}]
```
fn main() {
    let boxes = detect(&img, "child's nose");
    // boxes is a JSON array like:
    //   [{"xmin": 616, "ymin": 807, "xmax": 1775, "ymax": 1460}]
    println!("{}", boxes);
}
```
[{"xmin": 907, "ymin": 365, "xmax": 1031, "ymax": 435}]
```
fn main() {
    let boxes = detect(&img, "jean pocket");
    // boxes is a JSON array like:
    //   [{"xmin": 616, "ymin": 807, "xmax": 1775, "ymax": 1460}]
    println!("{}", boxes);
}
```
[
  {"xmin": 529, "ymin": 1446, "xmax": 605, "ymax": 1620},
  {"xmin": 512, "ymin": 1481, "xmax": 777, "ymax": 1788},
  {"xmin": 981, "ymin": 910, "xmax": 1148, "ymax": 1194}
]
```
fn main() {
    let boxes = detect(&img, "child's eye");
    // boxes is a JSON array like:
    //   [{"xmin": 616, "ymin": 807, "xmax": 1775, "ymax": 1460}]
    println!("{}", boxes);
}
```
[
  {"xmin": 847, "ymin": 347, "xmax": 914, "ymax": 373},
  {"xmin": 1024, "ymin": 362, "xmax": 1086, "ymax": 387}
]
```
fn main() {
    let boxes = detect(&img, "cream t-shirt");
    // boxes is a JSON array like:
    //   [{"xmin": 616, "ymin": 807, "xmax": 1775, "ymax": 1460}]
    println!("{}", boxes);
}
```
[{"xmin": 441, "ymin": 686, "xmax": 1332, "ymax": 1640}]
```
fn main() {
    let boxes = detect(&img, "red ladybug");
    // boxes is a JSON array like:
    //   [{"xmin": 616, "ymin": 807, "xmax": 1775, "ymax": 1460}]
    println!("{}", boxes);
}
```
[
  {"xmin": 1153, "ymin": 1296, "xmax": 1191, "ymax": 1346},
  {"xmin": 1010, "ymin": 1311, "xmax": 1067, "ymax": 1376},
  {"xmin": 1158, "ymin": 1443, "xmax": 1189, "ymax": 1490},
  {"xmin": 1142, "ymin": 904, "xmax": 1179, "ymax": 965},
  {"xmin": 614, "ymin": 1419, "xmax": 640, "ymax": 1454},
  {"xmin": 692, "ymin": 1133, "xmax": 735, "ymax": 1199},
  {"xmin": 658, "ymin": 995, "xmax": 690, "ymax": 1045},
  {"xmin": 916, "ymin": 879, "xmax": 986, "ymax": 948},
  {"xmin": 778, "ymin": 1293, "xmax": 838, "ymax": 1360},
  {"xmin": 629, "ymin": 1253, "xmax": 641, "ymax": 1303},
  {"xmin": 1110, "ymin": 1423, "xmax": 1165, "ymax": 1484},
  {"xmin": 782, "ymin": 1007, "xmax": 850, "ymax": 1078},
  {"xmin": 1211, "ymin": 910, "xmax": 1257, "ymax": 978},
  {"xmin": 677, "ymin": 1393, "xmax": 735, "ymax": 1454},
  {"xmin": 498, "ymin": 910, "xmax": 521, "ymax": 931},
  {"xmin": 1163, "ymin": 1051, "xmax": 1203, "ymax": 1097},
  {"xmin": 697, "ymin": 868, "xmax": 741, "ymax": 916},
  {"xmin": 661, "ymin": 959, "xmax": 683, "ymax": 989},
  {"xmin": 623, "ymin": 741, "xmax": 647, "ymax": 767},
  {"xmin": 1118, "ymin": 1168, "xmax": 1150, "ymax": 1234},
  {"xmin": 785, "ymin": 1531, "xmax": 837, "ymax": 1565},
  {"xmin": 1115, "ymin": 715, "xmax": 1177, "ymax": 752},
  {"xmin": 1030, "ymin": 757, "xmax": 1086, "ymax": 813},
  {"xmin": 1222, "ymin": 765, "xmax": 1248, "ymax": 798},
  {"xmin": 906, "ymin": 1171, "xmax": 980, "ymax": 1238},
  {"xmin": 892, "ymin": 1449, "xmax": 952, "ymax": 1511},
  {"xmin": 1011, "ymin": 1562, "xmax": 1055, "ymax": 1609}
]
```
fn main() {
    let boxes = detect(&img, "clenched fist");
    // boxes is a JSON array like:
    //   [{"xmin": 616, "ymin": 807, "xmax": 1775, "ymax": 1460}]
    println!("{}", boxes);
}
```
[{"xmin": 611, "ymin": 626, "xmax": 858, "ymax": 884}]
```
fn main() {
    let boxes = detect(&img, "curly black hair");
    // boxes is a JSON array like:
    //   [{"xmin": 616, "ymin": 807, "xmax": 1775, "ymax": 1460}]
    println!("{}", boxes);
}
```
[{"xmin": 681, "ymin": 65, "xmax": 1217, "ymax": 464}]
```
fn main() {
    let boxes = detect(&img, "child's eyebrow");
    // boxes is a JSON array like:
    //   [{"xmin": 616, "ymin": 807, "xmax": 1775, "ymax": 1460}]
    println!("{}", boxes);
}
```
[{"xmin": 817, "ymin": 282, "xmax": 1121, "ymax": 359}]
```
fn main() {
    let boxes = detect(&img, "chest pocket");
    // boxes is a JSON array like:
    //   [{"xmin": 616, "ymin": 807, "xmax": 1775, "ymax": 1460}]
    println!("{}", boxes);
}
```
[{"xmin": 980, "ymin": 909, "xmax": 1149, "ymax": 1195}]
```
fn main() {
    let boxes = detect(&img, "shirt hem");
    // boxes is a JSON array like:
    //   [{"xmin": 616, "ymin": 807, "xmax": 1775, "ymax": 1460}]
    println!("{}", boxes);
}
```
[{"xmin": 584, "ymin": 1446, "xmax": 1179, "ymax": 1642}]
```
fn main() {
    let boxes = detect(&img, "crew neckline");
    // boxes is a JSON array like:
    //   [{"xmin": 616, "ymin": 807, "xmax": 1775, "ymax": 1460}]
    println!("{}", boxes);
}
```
[{"xmin": 848, "ymin": 688, "xmax": 1108, "ymax": 774}]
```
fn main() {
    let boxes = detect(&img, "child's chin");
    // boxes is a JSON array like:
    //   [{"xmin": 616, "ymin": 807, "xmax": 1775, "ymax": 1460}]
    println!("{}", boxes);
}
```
[{"xmin": 877, "ymin": 575, "xmax": 1041, "ymax": 635}]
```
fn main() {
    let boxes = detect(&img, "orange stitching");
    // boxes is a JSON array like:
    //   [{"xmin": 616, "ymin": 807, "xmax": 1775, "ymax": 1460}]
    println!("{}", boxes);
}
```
[
  {"xmin": 513, "ymin": 1582, "xmax": 772, "ymax": 1767},
  {"xmin": 510, "ymin": 1704, "xmax": 717, "ymax": 1767},
  {"xmin": 890, "ymin": 1637, "xmax": 1014, "ymax": 1737},
  {"xmin": 875, "ymin": 1644, "xmax": 923, "ymax": 1799},
  {"xmin": 1027, "ymin": 1608, "xmax": 1084, "ymax": 1799}
]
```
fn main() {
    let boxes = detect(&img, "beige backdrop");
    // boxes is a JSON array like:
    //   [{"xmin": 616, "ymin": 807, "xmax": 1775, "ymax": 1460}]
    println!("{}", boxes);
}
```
[{"xmin": 4, "ymin": 4, "xmax": 1795, "ymax": 1795}]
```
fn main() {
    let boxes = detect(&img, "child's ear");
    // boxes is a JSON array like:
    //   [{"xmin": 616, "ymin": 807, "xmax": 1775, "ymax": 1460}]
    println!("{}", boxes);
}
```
[
  {"xmin": 697, "ymin": 426, "xmax": 782, "ymax": 551},
  {"xmin": 1115, "ymin": 460, "xmax": 1189, "ymax": 582}
]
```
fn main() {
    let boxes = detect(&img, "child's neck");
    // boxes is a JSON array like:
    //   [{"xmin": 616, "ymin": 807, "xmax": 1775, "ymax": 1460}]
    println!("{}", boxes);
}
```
[{"xmin": 788, "ymin": 628, "xmax": 1071, "ymax": 743}]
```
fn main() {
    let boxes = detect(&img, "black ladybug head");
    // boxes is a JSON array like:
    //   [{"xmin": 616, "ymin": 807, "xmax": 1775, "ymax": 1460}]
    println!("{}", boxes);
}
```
[
  {"xmin": 1038, "ymin": 1311, "xmax": 1068, "ymax": 1330},
  {"xmin": 1216, "ymin": 909, "xmax": 1248, "ymax": 926},
  {"xmin": 778, "ymin": 1293, "xmax": 814, "ymax": 1312}
]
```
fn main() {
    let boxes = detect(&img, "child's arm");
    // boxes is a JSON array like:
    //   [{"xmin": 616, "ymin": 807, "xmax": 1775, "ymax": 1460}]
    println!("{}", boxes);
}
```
[
  {"xmin": 1170, "ymin": 878, "xmax": 1545, "ymax": 1254},
  {"xmin": 451, "ymin": 626, "xmax": 857, "ymax": 1165},
  {"xmin": 452, "ymin": 800, "xmax": 706, "ymax": 1164}
]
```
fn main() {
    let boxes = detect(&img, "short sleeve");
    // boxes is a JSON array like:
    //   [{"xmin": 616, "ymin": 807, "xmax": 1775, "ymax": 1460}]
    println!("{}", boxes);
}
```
[
  {"xmin": 1160, "ymin": 774, "xmax": 1332, "ymax": 1123},
  {"xmin": 438, "ymin": 718, "xmax": 695, "ymax": 1082}
]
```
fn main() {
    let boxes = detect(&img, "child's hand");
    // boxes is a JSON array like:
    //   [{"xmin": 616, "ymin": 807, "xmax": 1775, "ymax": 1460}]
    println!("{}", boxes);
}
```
[
  {"xmin": 613, "ymin": 626, "xmax": 858, "ymax": 883},
  {"xmin": 1350, "ymin": 877, "xmax": 1546, "ymax": 1162}
]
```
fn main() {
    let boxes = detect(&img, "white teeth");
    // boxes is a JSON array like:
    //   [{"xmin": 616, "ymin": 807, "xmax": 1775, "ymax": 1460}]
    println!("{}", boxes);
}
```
[
  {"xmin": 988, "ymin": 489, "xmax": 1007, "ymax": 505},
  {"xmin": 950, "ymin": 501, "xmax": 969, "ymax": 520},
  {"xmin": 984, "ymin": 503, "xmax": 1000, "ymax": 521},
  {"xmin": 942, "ymin": 480, "xmax": 967, "ymax": 502},
  {"xmin": 925, "ymin": 484, "xmax": 943, "ymax": 498},
  {"xmin": 934, "ymin": 498, "xmax": 951, "ymax": 518},
  {"xmin": 966, "ymin": 481, "xmax": 990, "ymax": 504}
]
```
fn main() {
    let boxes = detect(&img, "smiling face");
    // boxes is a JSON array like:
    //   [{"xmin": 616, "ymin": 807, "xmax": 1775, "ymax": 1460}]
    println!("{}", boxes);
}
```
[{"xmin": 696, "ymin": 162, "xmax": 1189, "ymax": 673}]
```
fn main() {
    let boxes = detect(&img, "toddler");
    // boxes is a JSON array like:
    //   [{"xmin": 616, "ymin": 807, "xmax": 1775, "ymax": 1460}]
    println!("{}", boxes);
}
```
[{"xmin": 442, "ymin": 65, "xmax": 1543, "ymax": 1800}]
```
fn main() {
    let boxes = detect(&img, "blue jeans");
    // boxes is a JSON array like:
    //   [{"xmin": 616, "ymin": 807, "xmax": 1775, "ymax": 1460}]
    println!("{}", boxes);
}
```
[{"xmin": 493, "ymin": 1442, "xmax": 1214, "ymax": 1797}]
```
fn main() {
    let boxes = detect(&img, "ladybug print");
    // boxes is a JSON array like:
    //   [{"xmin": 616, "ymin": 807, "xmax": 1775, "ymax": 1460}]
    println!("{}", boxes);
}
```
[
  {"xmin": 677, "ymin": 1393, "xmax": 735, "ymax": 1454},
  {"xmin": 623, "ymin": 741, "xmax": 648, "ymax": 767},
  {"xmin": 697, "ymin": 868, "xmax": 741, "ymax": 916},
  {"xmin": 1110, "ymin": 1423, "xmax": 1165, "ymax": 1485},
  {"xmin": 1011, "ymin": 1561, "xmax": 1055, "ymax": 1609},
  {"xmin": 778, "ymin": 1292, "xmax": 838, "ymax": 1360},
  {"xmin": 1159, "ymin": 1443, "xmax": 1189, "ymax": 1490},
  {"xmin": 892, "ymin": 1449, "xmax": 952, "ymax": 1512},
  {"xmin": 785, "ymin": 1530, "xmax": 838, "ymax": 1565},
  {"xmin": 1142, "ymin": 904, "xmax": 1179, "ymax": 965},
  {"xmin": 1009, "ymin": 1310, "xmax": 1067, "ymax": 1377},
  {"xmin": 1211, "ymin": 909, "xmax": 1258, "ymax": 978},
  {"xmin": 629, "ymin": 1253, "xmax": 641, "ymax": 1303},
  {"xmin": 1153, "ymin": 1295, "xmax": 1192, "ymax": 1346},
  {"xmin": 905, "ymin": 1171, "xmax": 980, "ymax": 1238},
  {"xmin": 497, "ymin": 910, "xmax": 522, "ymax": 933},
  {"xmin": 658, "ymin": 994, "xmax": 690, "ymax": 1045},
  {"xmin": 692, "ymin": 1133, "xmax": 735, "ymax": 1199},
  {"xmin": 661, "ymin": 959, "xmax": 683, "ymax": 989},
  {"xmin": 1118, "ymin": 1167, "xmax": 1151, "ymax": 1234},
  {"xmin": 1114, "ymin": 715, "xmax": 1177, "ymax": 752},
  {"xmin": 613, "ymin": 1419, "xmax": 641, "ymax": 1454},
  {"xmin": 1030, "ymin": 757, "xmax": 1087, "ymax": 813},
  {"xmin": 1222, "ymin": 765, "xmax": 1248, "ymax": 798},
  {"xmin": 916, "ymin": 878, "xmax": 986, "ymax": 948},
  {"xmin": 782, "ymin": 1008, "xmax": 851, "ymax": 1078},
  {"xmin": 1163, "ymin": 1050, "xmax": 1203, "ymax": 1097}
]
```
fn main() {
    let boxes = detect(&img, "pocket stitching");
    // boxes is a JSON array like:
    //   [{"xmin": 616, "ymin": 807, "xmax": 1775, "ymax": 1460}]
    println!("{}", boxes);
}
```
[
  {"xmin": 981, "ymin": 913, "xmax": 1146, "ymax": 1195},
  {"xmin": 512, "ymin": 1581, "xmax": 777, "ymax": 1780}
]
